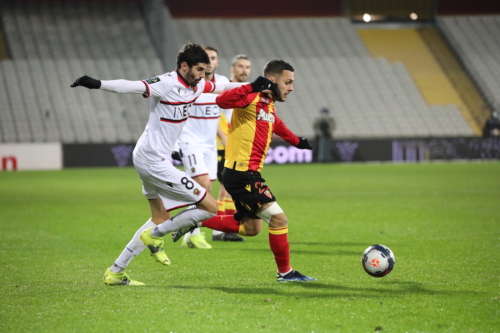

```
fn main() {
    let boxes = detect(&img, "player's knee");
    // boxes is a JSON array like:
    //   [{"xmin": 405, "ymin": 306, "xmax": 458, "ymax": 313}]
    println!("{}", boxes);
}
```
[
  {"xmin": 151, "ymin": 212, "xmax": 170, "ymax": 225},
  {"xmin": 208, "ymin": 204, "xmax": 217, "ymax": 215},
  {"xmin": 243, "ymin": 224, "xmax": 261, "ymax": 236},
  {"xmin": 193, "ymin": 175, "xmax": 211, "ymax": 191},
  {"xmin": 241, "ymin": 218, "xmax": 262, "ymax": 236},
  {"xmin": 257, "ymin": 202, "xmax": 286, "ymax": 226},
  {"xmin": 202, "ymin": 203, "xmax": 217, "ymax": 215},
  {"xmin": 269, "ymin": 213, "xmax": 288, "ymax": 229},
  {"xmin": 196, "ymin": 196, "xmax": 218, "ymax": 215}
]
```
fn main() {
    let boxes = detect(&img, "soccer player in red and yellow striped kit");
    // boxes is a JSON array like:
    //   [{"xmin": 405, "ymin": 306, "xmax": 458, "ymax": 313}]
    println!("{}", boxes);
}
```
[{"xmin": 197, "ymin": 59, "xmax": 316, "ymax": 282}]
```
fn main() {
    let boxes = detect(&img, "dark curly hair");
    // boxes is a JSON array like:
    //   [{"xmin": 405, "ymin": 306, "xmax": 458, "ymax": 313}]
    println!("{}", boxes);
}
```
[{"xmin": 176, "ymin": 43, "xmax": 210, "ymax": 69}]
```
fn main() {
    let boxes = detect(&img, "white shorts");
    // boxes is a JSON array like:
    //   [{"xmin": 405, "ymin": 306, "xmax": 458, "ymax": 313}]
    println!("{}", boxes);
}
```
[
  {"xmin": 179, "ymin": 144, "xmax": 217, "ymax": 181},
  {"xmin": 133, "ymin": 157, "xmax": 207, "ymax": 212}
]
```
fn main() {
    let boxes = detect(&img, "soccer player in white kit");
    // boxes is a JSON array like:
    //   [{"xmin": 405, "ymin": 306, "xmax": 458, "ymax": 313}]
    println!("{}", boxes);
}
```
[
  {"xmin": 70, "ymin": 43, "xmax": 244, "ymax": 285},
  {"xmin": 176, "ymin": 46, "xmax": 231, "ymax": 249}
]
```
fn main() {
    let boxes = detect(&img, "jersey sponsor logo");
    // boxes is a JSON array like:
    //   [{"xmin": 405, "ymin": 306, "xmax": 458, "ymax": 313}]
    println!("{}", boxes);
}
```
[
  {"xmin": 193, "ymin": 188, "xmax": 201, "ymax": 196},
  {"xmin": 245, "ymin": 184, "xmax": 251, "ymax": 192},
  {"xmin": 257, "ymin": 109, "xmax": 275, "ymax": 123},
  {"xmin": 260, "ymin": 97, "xmax": 270, "ymax": 104},
  {"xmin": 166, "ymin": 182, "xmax": 173, "ymax": 188},
  {"xmin": 190, "ymin": 104, "xmax": 222, "ymax": 119},
  {"xmin": 145, "ymin": 77, "xmax": 161, "ymax": 84},
  {"xmin": 263, "ymin": 189, "xmax": 272, "ymax": 199},
  {"xmin": 159, "ymin": 104, "xmax": 191, "ymax": 123}
]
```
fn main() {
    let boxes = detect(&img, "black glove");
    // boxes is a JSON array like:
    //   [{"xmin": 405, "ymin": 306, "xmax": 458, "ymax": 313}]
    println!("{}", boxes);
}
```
[
  {"xmin": 296, "ymin": 137, "xmax": 312, "ymax": 150},
  {"xmin": 171, "ymin": 151, "xmax": 182, "ymax": 162},
  {"xmin": 250, "ymin": 76, "xmax": 273, "ymax": 93},
  {"xmin": 70, "ymin": 75, "xmax": 101, "ymax": 89}
]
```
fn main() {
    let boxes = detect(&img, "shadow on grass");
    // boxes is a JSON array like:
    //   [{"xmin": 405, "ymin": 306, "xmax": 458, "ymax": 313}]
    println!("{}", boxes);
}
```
[
  {"xmin": 166, "ymin": 281, "xmax": 478, "ymax": 299},
  {"xmin": 290, "ymin": 241, "xmax": 368, "ymax": 247},
  {"xmin": 234, "ymin": 240, "xmax": 368, "ymax": 247},
  {"xmin": 216, "ymin": 248, "xmax": 360, "ymax": 256}
]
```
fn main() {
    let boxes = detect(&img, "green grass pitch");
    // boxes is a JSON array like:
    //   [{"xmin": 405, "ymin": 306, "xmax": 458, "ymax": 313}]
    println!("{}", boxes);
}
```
[{"xmin": 0, "ymin": 162, "xmax": 499, "ymax": 332}]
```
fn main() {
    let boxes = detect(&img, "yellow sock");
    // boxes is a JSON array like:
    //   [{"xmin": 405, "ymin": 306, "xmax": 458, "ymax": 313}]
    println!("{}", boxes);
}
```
[
  {"xmin": 238, "ymin": 224, "xmax": 246, "ymax": 236},
  {"xmin": 268, "ymin": 226, "xmax": 288, "ymax": 235},
  {"xmin": 217, "ymin": 200, "xmax": 225, "ymax": 213},
  {"xmin": 224, "ymin": 199, "xmax": 236, "ymax": 212}
]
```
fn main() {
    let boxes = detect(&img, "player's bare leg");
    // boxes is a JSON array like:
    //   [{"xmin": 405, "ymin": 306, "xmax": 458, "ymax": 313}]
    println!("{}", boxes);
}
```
[
  {"xmin": 138, "ymin": 198, "xmax": 172, "ymax": 266},
  {"xmin": 238, "ymin": 217, "xmax": 263, "ymax": 236},
  {"xmin": 216, "ymin": 184, "xmax": 228, "ymax": 215},
  {"xmin": 149, "ymin": 197, "xmax": 171, "ymax": 225},
  {"xmin": 104, "ymin": 197, "xmax": 171, "ymax": 285},
  {"xmin": 144, "ymin": 192, "xmax": 216, "ymax": 263},
  {"xmin": 213, "ymin": 184, "xmax": 243, "ymax": 241},
  {"xmin": 256, "ymin": 202, "xmax": 316, "ymax": 282},
  {"xmin": 107, "ymin": 198, "xmax": 170, "ymax": 271},
  {"xmin": 181, "ymin": 174, "xmax": 213, "ymax": 249},
  {"xmin": 163, "ymin": 193, "xmax": 218, "ymax": 242}
]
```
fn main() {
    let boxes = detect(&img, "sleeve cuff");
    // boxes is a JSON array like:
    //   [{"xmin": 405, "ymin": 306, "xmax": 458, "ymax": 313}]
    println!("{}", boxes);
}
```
[{"xmin": 141, "ymin": 80, "xmax": 150, "ymax": 98}]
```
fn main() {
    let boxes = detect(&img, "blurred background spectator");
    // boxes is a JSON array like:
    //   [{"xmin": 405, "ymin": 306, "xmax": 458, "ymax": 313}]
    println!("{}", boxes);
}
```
[
  {"xmin": 482, "ymin": 111, "xmax": 500, "ymax": 137},
  {"xmin": 313, "ymin": 108, "xmax": 336, "ymax": 162}
]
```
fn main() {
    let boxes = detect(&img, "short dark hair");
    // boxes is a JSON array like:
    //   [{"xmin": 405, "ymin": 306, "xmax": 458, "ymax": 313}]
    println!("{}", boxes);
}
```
[
  {"xmin": 177, "ymin": 43, "xmax": 210, "ymax": 69},
  {"xmin": 231, "ymin": 54, "xmax": 250, "ymax": 66},
  {"xmin": 263, "ymin": 59, "xmax": 294, "ymax": 76},
  {"xmin": 204, "ymin": 46, "xmax": 218, "ymax": 54}
]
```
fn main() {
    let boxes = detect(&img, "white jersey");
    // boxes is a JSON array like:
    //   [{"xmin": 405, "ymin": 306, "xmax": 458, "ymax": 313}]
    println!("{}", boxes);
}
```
[
  {"xmin": 178, "ymin": 74, "xmax": 230, "ymax": 148},
  {"xmin": 133, "ymin": 71, "xmax": 217, "ymax": 164}
]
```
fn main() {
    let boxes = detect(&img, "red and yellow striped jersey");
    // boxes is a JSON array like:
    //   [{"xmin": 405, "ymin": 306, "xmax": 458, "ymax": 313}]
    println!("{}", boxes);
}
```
[{"xmin": 216, "ymin": 84, "xmax": 299, "ymax": 172}]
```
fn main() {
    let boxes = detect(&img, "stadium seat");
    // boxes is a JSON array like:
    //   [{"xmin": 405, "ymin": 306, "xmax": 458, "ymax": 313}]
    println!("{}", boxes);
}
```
[{"xmin": 0, "ymin": 2, "xmax": 480, "ymax": 143}]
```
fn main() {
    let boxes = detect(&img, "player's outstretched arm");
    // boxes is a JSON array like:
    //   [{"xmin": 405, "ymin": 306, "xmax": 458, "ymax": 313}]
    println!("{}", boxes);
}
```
[
  {"xmin": 70, "ymin": 75, "xmax": 101, "ymax": 89},
  {"xmin": 71, "ymin": 76, "xmax": 147, "ymax": 95},
  {"xmin": 274, "ymin": 115, "xmax": 313, "ymax": 150},
  {"xmin": 216, "ymin": 84, "xmax": 254, "ymax": 109},
  {"xmin": 211, "ymin": 82, "xmax": 245, "ymax": 94},
  {"xmin": 215, "ymin": 76, "xmax": 273, "ymax": 109}
]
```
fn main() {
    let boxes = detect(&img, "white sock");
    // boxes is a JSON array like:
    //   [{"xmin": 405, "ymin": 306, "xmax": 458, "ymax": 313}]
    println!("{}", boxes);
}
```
[
  {"xmin": 152, "ymin": 208, "xmax": 215, "ymax": 237},
  {"xmin": 189, "ymin": 227, "xmax": 201, "ymax": 236},
  {"xmin": 111, "ymin": 218, "xmax": 156, "ymax": 273},
  {"xmin": 278, "ymin": 268, "xmax": 293, "ymax": 276},
  {"xmin": 212, "ymin": 230, "xmax": 223, "ymax": 236},
  {"xmin": 184, "ymin": 227, "xmax": 201, "ymax": 241}
]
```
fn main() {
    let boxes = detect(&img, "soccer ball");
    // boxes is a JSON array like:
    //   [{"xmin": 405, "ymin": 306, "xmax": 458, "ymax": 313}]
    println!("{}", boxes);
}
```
[{"xmin": 361, "ymin": 244, "xmax": 396, "ymax": 277}]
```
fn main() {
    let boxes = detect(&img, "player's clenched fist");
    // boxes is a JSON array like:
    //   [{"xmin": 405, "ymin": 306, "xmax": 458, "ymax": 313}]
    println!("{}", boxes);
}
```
[
  {"xmin": 250, "ymin": 76, "xmax": 274, "ymax": 93},
  {"xmin": 295, "ymin": 137, "xmax": 313, "ymax": 150},
  {"xmin": 70, "ymin": 75, "xmax": 101, "ymax": 89}
]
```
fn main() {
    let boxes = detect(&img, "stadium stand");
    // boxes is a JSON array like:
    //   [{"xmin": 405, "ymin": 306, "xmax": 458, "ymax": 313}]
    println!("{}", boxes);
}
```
[
  {"xmin": 175, "ymin": 18, "xmax": 474, "ymax": 138},
  {"xmin": 0, "ymin": 0, "xmax": 162, "ymax": 143},
  {"xmin": 358, "ymin": 28, "xmax": 481, "ymax": 135},
  {"xmin": 419, "ymin": 28, "xmax": 490, "ymax": 133},
  {"xmin": 0, "ymin": 1, "xmax": 477, "ymax": 143},
  {"xmin": 438, "ymin": 16, "xmax": 500, "ymax": 123}
]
